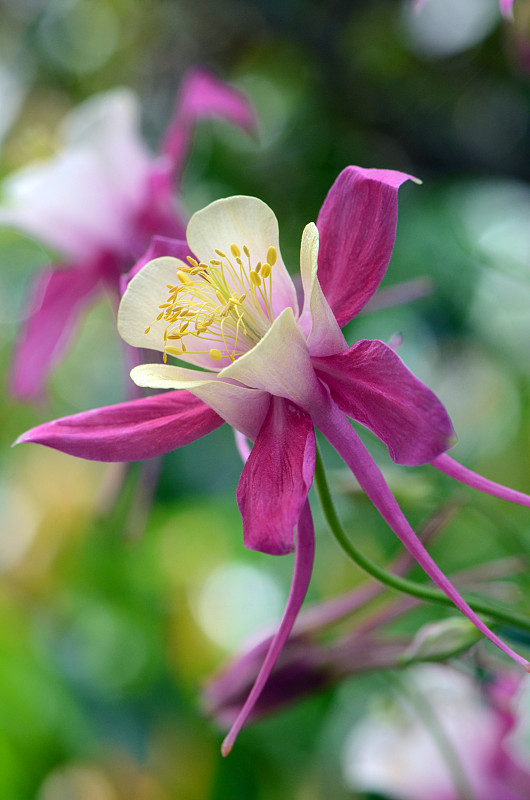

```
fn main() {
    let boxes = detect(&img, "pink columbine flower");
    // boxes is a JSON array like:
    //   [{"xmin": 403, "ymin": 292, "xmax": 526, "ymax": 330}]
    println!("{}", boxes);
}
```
[
  {"xmin": 1, "ymin": 70, "xmax": 255, "ymax": 400},
  {"xmin": 16, "ymin": 166, "xmax": 530, "ymax": 753},
  {"xmin": 342, "ymin": 665, "xmax": 530, "ymax": 800},
  {"xmin": 414, "ymin": 0, "xmax": 514, "ymax": 18}
]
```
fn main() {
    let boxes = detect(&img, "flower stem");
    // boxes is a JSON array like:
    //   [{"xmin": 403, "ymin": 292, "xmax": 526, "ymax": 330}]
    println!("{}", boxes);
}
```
[
  {"xmin": 384, "ymin": 672, "xmax": 477, "ymax": 800},
  {"xmin": 314, "ymin": 446, "xmax": 530, "ymax": 635}
]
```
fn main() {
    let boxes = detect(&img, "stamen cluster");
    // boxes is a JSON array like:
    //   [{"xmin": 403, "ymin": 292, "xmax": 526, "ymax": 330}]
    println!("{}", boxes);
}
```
[{"xmin": 145, "ymin": 243, "xmax": 278, "ymax": 363}]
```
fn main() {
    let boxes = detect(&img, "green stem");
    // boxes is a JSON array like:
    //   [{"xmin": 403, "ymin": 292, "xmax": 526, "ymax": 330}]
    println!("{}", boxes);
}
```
[{"xmin": 314, "ymin": 446, "xmax": 530, "ymax": 634}]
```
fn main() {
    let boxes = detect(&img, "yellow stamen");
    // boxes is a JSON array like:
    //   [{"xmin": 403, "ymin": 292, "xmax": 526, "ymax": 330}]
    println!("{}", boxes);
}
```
[{"xmin": 147, "ymin": 240, "xmax": 279, "ymax": 364}]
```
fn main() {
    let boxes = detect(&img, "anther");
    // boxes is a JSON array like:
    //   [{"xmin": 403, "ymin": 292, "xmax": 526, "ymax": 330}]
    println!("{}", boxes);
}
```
[
  {"xmin": 250, "ymin": 271, "xmax": 262, "ymax": 287},
  {"xmin": 230, "ymin": 243, "xmax": 241, "ymax": 258},
  {"xmin": 267, "ymin": 246, "xmax": 277, "ymax": 266},
  {"xmin": 261, "ymin": 263, "xmax": 271, "ymax": 279},
  {"xmin": 187, "ymin": 257, "xmax": 199, "ymax": 267},
  {"xmin": 255, "ymin": 262, "xmax": 262, "ymax": 273},
  {"xmin": 243, "ymin": 245, "xmax": 250, "ymax": 258},
  {"xmin": 165, "ymin": 345, "xmax": 183, "ymax": 356},
  {"xmin": 215, "ymin": 249, "xmax": 227, "ymax": 258},
  {"xmin": 216, "ymin": 291, "xmax": 227, "ymax": 306},
  {"xmin": 209, "ymin": 348, "xmax": 223, "ymax": 361},
  {"xmin": 177, "ymin": 270, "xmax": 192, "ymax": 285}
]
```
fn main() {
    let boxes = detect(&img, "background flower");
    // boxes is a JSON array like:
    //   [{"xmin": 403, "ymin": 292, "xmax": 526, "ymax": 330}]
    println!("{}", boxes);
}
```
[{"xmin": 1, "ymin": 70, "xmax": 255, "ymax": 401}]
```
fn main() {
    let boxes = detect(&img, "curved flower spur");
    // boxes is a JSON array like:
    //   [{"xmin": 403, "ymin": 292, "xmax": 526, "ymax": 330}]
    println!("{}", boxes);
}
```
[
  {"xmin": 1, "ymin": 69, "xmax": 255, "ymax": 400},
  {"xmin": 16, "ymin": 166, "xmax": 530, "ymax": 753}
]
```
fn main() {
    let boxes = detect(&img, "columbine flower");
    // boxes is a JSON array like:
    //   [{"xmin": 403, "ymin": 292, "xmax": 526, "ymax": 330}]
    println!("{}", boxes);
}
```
[
  {"xmin": 1, "ymin": 69, "xmax": 255, "ymax": 400},
  {"xmin": 16, "ymin": 166, "xmax": 530, "ymax": 753},
  {"xmin": 342, "ymin": 665, "xmax": 530, "ymax": 800}
]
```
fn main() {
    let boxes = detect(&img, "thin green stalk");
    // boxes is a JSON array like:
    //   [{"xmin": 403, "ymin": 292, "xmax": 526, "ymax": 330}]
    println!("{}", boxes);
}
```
[
  {"xmin": 314, "ymin": 446, "xmax": 530, "ymax": 635},
  {"xmin": 385, "ymin": 672, "xmax": 477, "ymax": 800}
]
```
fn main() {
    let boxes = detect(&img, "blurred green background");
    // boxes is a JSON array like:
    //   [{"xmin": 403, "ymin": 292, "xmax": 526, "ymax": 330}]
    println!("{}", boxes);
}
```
[{"xmin": 1, "ymin": 0, "xmax": 530, "ymax": 797}]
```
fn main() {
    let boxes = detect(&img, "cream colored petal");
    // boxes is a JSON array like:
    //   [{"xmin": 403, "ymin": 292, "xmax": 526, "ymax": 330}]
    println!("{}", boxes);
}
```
[
  {"xmin": 298, "ymin": 223, "xmax": 346, "ymax": 356},
  {"xmin": 186, "ymin": 195, "xmax": 298, "ymax": 317},
  {"xmin": 130, "ymin": 363, "xmax": 270, "ymax": 440},
  {"xmin": 118, "ymin": 256, "xmax": 188, "ymax": 353},
  {"xmin": 219, "ymin": 307, "xmax": 325, "ymax": 412}
]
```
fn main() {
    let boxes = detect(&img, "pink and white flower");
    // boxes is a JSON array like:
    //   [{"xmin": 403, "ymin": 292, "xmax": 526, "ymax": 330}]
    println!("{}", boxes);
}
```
[
  {"xmin": 343, "ymin": 665, "xmax": 530, "ymax": 800},
  {"xmin": 1, "ymin": 70, "xmax": 255, "ymax": 400},
  {"xmin": 16, "ymin": 166, "xmax": 530, "ymax": 752}
]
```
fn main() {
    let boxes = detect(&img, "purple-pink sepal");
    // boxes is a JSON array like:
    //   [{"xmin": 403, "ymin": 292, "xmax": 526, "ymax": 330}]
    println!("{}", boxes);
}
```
[
  {"xmin": 313, "ymin": 339, "xmax": 455, "ymax": 466},
  {"xmin": 316, "ymin": 166, "xmax": 416, "ymax": 328},
  {"xmin": 236, "ymin": 397, "xmax": 316, "ymax": 556},
  {"xmin": 14, "ymin": 390, "xmax": 223, "ymax": 461}
]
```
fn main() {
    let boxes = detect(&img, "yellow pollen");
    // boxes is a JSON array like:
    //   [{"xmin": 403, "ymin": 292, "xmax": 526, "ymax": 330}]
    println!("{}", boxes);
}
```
[
  {"xmin": 209, "ymin": 348, "xmax": 223, "ymax": 361},
  {"xmin": 215, "ymin": 248, "xmax": 227, "ymax": 258},
  {"xmin": 250, "ymin": 270, "xmax": 261, "ymax": 286},
  {"xmin": 166, "ymin": 345, "xmax": 183, "ymax": 356},
  {"xmin": 261, "ymin": 263, "xmax": 271, "ymax": 278},
  {"xmin": 267, "ymin": 246, "xmax": 277, "ymax": 266},
  {"xmin": 230, "ymin": 243, "xmax": 241, "ymax": 258},
  {"xmin": 187, "ymin": 256, "xmax": 199, "ymax": 267}
]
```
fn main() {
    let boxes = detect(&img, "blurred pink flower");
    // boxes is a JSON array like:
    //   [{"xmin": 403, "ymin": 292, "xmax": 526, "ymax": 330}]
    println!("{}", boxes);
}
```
[
  {"xmin": 1, "ymin": 70, "xmax": 255, "ymax": 400},
  {"xmin": 343, "ymin": 665, "xmax": 530, "ymax": 800},
  {"xmin": 16, "ymin": 166, "xmax": 530, "ymax": 752}
]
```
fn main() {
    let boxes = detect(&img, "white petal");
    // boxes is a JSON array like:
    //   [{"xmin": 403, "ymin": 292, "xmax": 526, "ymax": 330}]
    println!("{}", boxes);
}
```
[
  {"xmin": 60, "ymin": 88, "xmax": 152, "ymax": 209},
  {"xmin": 130, "ymin": 364, "xmax": 270, "ymax": 440},
  {"xmin": 186, "ymin": 196, "xmax": 298, "ymax": 317},
  {"xmin": 118, "ymin": 256, "xmax": 186, "ymax": 352},
  {"xmin": 219, "ymin": 307, "xmax": 325, "ymax": 411},
  {"xmin": 0, "ymin": 89, "xmax": 153, "ymax": 259},
  {"xmin": 118, "ymin": 255, "xmax": 241, "ymax": 371},
  {"xmin": 298, "ymin": 223, "xmax": 346, "ymax": 356}
]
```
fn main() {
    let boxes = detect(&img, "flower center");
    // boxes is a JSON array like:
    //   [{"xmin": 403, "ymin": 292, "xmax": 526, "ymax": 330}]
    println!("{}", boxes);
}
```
[{"xmin": 145, "ymin": 243, "xmax": 278, "ymax": 363}]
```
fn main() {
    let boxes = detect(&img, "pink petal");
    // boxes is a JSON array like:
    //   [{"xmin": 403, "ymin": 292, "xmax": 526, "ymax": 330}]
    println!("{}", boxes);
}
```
[
  {"xmin": 160, "ymin": 68, "xmax": 256, "ymax": 185},
  {"xmin": 311, "ymin": 395, "xmax": 530, "ymax": 672},
  {"xmin": 432, "ymin": 454, "xmax": 530, "ymax": 508},
  {"xmin": 313, "ymin": 340, "xmax": 455, "ymax": 466},
  {"xmin": 236, "ymin": 397, "xmax": 316, "ymax": 555},
  {"xmin": 10, "ymin": 264, "xmax": 102, "ymax": 401},
  {"xmin": 15, "ymin": 391, "xmax": 223, "ymax": 461},
  {"xmin": 499, "ymin": 0, "xmax": 514, "ymax": 18},
  {"xmin": 221, "ymin": 500, "xmax": 315, "ymax": 756},
  {"xmin": 316, "ymin": 166, "xmax": 416, "ymax": 328},
  {"xmin": 120, "ymin": 235, "xmax": 193, "ymax": 294}
]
